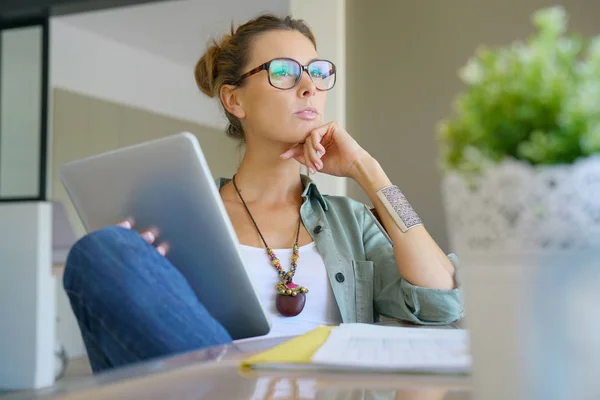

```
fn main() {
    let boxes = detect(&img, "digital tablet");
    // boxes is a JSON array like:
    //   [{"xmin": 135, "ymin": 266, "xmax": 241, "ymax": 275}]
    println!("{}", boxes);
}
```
[{"xmin": 59, "ymin": 132, "xmax": 271, "ymax": 340}]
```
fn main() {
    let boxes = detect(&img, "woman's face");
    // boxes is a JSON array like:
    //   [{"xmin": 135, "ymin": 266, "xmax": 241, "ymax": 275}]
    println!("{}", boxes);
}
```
[{"xmin": 233, "ymin": 30, "xmax": 330, "ymax": 146}]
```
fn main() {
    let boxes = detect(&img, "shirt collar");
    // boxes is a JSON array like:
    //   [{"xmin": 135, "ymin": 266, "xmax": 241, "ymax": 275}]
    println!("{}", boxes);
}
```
[
  {"xmin": 216, "ymin": 174, "xmax": 328, "ymax": 211},
  {"xmin": 300, "ymin": 174, "xmax": 328, "ymax": 211}
]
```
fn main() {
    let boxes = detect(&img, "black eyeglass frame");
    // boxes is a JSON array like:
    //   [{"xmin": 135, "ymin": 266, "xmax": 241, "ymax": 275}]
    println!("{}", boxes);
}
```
[{"xmin": 233, "ymin": 57, "xmax": 336, "ymax": 91}]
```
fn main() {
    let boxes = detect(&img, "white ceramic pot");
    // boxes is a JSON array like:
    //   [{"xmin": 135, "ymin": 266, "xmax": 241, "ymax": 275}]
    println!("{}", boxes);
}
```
[{"xmin": 441, "ymin": 156, "xmax": 600, "ymax": 400}]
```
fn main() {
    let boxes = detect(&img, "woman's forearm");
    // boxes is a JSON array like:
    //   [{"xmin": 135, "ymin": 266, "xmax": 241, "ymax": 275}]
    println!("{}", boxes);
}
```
[{"xmin": 349, "ymin": 153, "xmax": 456, "ymax": 290}]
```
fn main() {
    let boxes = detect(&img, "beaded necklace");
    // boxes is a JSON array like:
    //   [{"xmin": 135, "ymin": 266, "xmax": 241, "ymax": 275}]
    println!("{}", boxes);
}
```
[{"xmin": 232, "ymin": 175, "xmax": 309, "ymax": 317}]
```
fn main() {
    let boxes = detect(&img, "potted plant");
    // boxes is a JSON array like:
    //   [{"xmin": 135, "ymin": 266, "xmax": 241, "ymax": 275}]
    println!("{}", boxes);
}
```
[
  {"xmin": 438, "ymin": 5, "xmax": 600, "ymax": 254},
  {"xmin": 437, "ymin": 6, "xmax": 600, "ymax": 399}
]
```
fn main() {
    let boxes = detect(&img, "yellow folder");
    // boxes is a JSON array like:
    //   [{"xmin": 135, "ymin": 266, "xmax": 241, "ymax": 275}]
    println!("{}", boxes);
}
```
[{"xmin": 240, "ymin": 325, "xmax": 334, "ymax": 370}]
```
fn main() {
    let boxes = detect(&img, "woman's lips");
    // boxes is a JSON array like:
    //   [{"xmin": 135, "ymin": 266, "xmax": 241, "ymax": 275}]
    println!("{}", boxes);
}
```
[{"xmin": 294, "ymin": 107, "xmax": 319, "ymax": 120}]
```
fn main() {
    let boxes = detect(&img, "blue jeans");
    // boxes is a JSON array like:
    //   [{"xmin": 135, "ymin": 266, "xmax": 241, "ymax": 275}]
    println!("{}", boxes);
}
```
[{"xmin": 63, "ymin": 226, "xmax": 233, "ymax": 373}]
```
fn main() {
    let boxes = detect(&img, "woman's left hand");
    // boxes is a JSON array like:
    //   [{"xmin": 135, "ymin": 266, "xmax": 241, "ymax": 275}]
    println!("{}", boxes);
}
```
[{"xmin": 279, "ymin": 121, "xmax": 369, "ymax": 178}]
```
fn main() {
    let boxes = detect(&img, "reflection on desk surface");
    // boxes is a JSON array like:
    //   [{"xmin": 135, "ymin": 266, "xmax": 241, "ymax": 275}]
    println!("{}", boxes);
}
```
[
  {"xmin": 30, "ymin": 361, "xmax": 469, "ymax": 400},
  {"xmin": 248, "ymin": 376, "xmax": 460, "ymax": 400}
]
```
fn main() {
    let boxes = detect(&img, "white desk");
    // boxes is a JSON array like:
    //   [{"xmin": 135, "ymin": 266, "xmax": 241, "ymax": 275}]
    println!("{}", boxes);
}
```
[{"xmin": 4, "ymin": 320, "xmax": 471, "ymax": 400}]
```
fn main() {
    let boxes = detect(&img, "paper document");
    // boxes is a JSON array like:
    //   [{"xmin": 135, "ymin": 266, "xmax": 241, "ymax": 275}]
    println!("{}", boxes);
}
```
[
  {"xmin": 241, "ymin": 323, "xmax": 471, "ymax": 375},
  {"xmin": 311, "ymin": 323, "xmax": 470, "ymax": 374}
]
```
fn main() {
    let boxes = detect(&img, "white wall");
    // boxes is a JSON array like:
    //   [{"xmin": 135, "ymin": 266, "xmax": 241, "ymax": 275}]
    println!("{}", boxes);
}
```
[
  {"xmin": 290, "ymin": 0, "xmax": 347, "ymax": 197},
  {"xmin": 54, "ymin": 0, "xmax": 289, "ymax": 68},
  {"xmin": 50, "ymin": 20, "xmax": 226, "ymax": 130},
  {"xmin": 0, "ymin": 203, "xmax": 55, "ymax": 390},
  {"xmin": 0, "ymin": 26, "xmax": 43, "ymax": 198}
]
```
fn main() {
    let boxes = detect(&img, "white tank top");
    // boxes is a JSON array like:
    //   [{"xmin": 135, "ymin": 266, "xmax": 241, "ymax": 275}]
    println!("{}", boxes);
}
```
[{"xmin": 235, "ymin": 241, "xmax": 343, "ymax": 342}]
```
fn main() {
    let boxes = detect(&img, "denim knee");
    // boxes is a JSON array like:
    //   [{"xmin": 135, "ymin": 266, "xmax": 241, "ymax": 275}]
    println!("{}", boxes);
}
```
[
  {"xmin": 63, "ymin": 226, "xmax": 144, "ymax": 292},
  {"xmin": 74, "ymin": 226, "xmax": 142, "ymax": 251}
]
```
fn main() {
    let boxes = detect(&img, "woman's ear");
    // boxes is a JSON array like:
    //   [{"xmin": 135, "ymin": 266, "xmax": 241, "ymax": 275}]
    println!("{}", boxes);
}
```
[{"xmin": 220, "ymin": 84, "xmax": 246, "ymax": 119}]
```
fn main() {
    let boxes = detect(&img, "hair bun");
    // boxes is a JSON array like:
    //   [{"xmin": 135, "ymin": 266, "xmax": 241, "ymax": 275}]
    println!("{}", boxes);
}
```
[{"xmin": 194, "ymin": 41, "xmax": 222, "ymax": 98}]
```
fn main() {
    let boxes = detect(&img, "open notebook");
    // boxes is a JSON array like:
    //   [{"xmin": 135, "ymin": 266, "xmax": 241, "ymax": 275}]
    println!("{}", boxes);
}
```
[{"xmin": 241, "ymin": 323, "xmax": 471, "ymax": 375}]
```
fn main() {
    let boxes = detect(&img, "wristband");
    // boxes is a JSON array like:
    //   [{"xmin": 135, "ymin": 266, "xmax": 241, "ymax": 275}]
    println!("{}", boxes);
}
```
[{"xmin": 375, "ymin": 185, "xmax": 423, "ymax": 233}]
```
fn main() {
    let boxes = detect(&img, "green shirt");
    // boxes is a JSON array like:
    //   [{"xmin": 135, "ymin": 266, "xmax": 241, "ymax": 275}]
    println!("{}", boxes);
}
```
[{"xmin": 217, "ymin": 175, "xmax": 464, "ymax": 325}]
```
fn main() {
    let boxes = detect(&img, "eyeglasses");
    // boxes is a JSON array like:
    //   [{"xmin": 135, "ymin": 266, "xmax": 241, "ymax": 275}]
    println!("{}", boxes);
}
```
[{"xmin": 234, "ymin": 57, "xmax": 336, "ymax": 91}]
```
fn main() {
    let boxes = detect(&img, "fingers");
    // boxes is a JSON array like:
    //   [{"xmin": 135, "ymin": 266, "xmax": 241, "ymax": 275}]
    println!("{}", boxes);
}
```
[
  {"xmin": 306, "ymin": 135, "xmax": 324, "ymax": 172},
  {"xmin": 279, "ymin": 145, "xmax": 303, "ymax": 160},
  {"xmin": 308, "ymin": 121, "xmax": 336, "ymax": 140},
  {"xmin": 292, "ymin": 152, "xmax": 307, "ymax": 166},
  {"xmin": 301, "ymin": 134, "xmax": 325, "ymax": 174},
  {"xmin": 117, "ymin": 220, "xmax": 168, "ymax": 256},
  {"xmin": 280, "ymin": 143, "xmax": 318, "ymax": 173},
  {"xmin": 141, "ymin": 229, "xmax": 169, "ymax": 256},
  {"xmin": 280, "ymin": 125, "xmax": 327, "ymax": 161},
  {"xmin": 304, "ymin": 142, "xmax": 315, "ymax": 174},
  {"xmin": 141, "ymin": 229, "xmax": 157, "ymax": 244},
  {"xmin": 279, "ymin": 129, "xmax": 327, "ymax": 175},
  {"xmin": 142, "ymin": 229, "xmax": 169, "ymax": 256},
  {"xmin": 155, "ymin": 243, "xmax": 169, "ymax": 257},
  {"xmin": 116, "ymin": 218, "xmax": 134, "ymax": 229},
  {"xmin": 286, "ymin": 147, "xmax": 313, "ymax": 174}
]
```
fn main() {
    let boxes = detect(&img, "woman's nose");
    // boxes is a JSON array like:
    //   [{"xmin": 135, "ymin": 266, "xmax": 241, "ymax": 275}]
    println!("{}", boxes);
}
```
[{"xmin": 297, "ymin": 71, "xmax": 317, "ymax": 97}]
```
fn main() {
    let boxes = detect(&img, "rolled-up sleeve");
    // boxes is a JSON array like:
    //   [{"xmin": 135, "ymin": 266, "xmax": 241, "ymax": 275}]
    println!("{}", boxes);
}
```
[{"xmin": 362, "ymin": 206, "xmax": 464, "ymax": 325}]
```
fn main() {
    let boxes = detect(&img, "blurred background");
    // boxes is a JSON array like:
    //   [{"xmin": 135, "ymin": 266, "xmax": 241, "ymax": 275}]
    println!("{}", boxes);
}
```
[{"xmin": 1, "ymin": 0, "xmax": 600, "ymax": 395}]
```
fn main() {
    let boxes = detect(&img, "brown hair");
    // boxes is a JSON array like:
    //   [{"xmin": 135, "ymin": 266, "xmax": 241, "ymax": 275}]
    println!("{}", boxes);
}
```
[{"xmin": 194, "ymin": 14, "xmax": 316, "ymax": 142}]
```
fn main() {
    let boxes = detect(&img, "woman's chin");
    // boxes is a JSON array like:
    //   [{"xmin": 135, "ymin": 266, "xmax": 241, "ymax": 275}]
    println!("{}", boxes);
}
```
[
  {"xmin": 276, "ymin": 121, "xmax": 324, "ymax": 144},
  {"xmin": 296, "ymin": 119, "xmax": 324, "ymax": 134}
]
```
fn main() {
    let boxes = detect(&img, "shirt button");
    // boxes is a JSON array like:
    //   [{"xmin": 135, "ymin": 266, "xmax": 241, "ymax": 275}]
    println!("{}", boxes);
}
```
[
  {"xmin": 335, "ymin": 272, "xmax": 345, "ymax": 283},
  {"xmin": 313, "ymin": 225, "xmax": 323, "ymax": 234}
]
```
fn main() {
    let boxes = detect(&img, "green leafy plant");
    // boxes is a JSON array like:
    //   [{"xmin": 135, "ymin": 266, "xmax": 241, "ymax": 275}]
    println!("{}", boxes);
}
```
[{"xmin": 438, "ymin": 6, "xmax": 600, "ymax": 174}]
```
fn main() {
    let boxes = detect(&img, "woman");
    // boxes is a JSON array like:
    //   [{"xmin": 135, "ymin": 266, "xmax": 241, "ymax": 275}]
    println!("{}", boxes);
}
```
[{"xmin": 64, "ymin": 14, "xmax": 463, "ymax": 373}]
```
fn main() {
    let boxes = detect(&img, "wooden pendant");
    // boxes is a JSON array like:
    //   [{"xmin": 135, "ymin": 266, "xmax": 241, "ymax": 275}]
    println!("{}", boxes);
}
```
[
  {"xmin": 276, "ymin": 282, "xmax": 306, "ymax": 317},
  {"xmin": 276, "ymin": 292, "xmax": 306, "ymax": 317}
]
